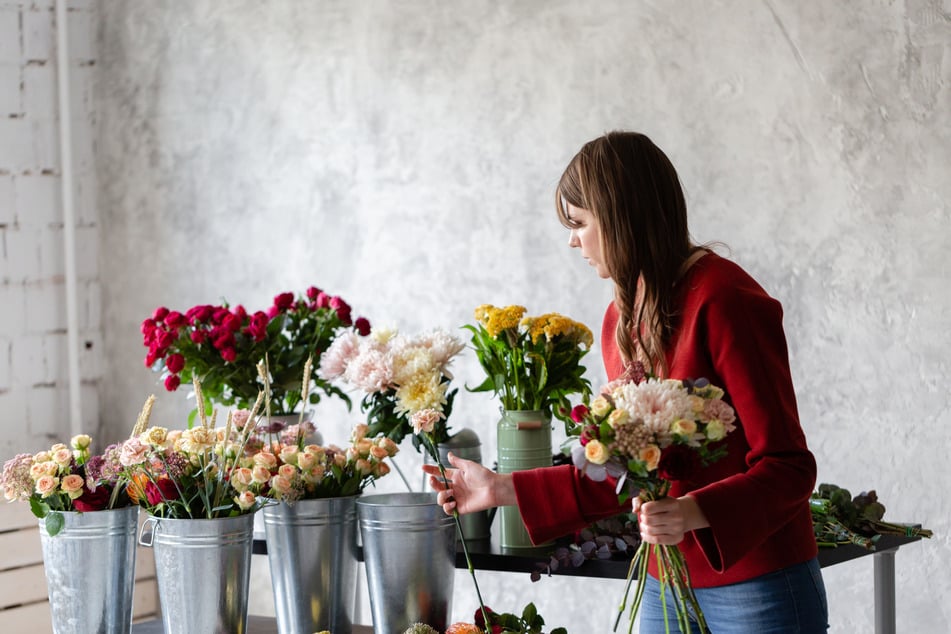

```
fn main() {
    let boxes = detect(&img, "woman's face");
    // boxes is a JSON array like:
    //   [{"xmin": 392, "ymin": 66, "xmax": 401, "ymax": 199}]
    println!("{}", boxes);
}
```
[{"xmin": 566, "ymin": 204, "xmax": 610, "ymax": 279}]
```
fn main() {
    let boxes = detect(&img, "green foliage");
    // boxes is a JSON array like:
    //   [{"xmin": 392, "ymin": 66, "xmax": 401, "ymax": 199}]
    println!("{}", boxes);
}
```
[{"xmin": 810, "ymin": 483, "xmax": 933, "ymax": 549}]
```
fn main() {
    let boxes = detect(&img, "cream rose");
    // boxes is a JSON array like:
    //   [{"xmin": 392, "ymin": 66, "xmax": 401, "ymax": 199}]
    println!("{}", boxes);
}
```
[
  {"xmin": 269, "ymin": 475, "xmax": 293, "ymax": 498},
  {"xmin": 70, "ymin": 434, "xmax": 92, "ymax": 451},
  {"xmin": 61, "ymin": 474, "xmax": 85, "ymax": 499},
  {"xmin": 140, "ymin": 426, "xmax": 168, "ymax": 447},
  {"xmin": 251, "ymin": 466, "xmax": 271, "ymax": 484},
  {"xmin": 253, "ymin": 452, "xmax": 278, "ymax": 469},
  {"xmin": 670, "ymin": 419, "xmax": 697, "ymax": 436},
  {"xmin": 35, "ymin": 475, "xmax": 59, "ymax": 497},
  {"xmin": 52, "ymin": 448, "xmax": 73, "ymax": 466},
  {"xmin": 231, "ymin": 467, "xmax": 254, "ymax": 492},
  {"xmin": 639, "ymin": 444, "xmax": 662, "ymax": 471},
  {"xmin": 234, "ymin": 490, "xmax": 257, "ymax": 511},
  {"xmin": 705, "ymin": 420, "xmax": 726, "ymax": 441},
  {"xmin": 590, "ymin": 396, "xmax": 612, "ymax": 417},
  {"xmin": 584, "ymin": 439, "xmax": 610, "ymax": 465},
  {"xmin": 608, "ymin": 408, "xmax": 630, "ymax": 427}
]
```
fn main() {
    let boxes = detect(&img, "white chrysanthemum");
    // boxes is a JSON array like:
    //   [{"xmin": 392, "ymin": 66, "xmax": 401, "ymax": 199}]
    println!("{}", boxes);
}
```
[
  {"xmin": 613, "ymin": 378, "xmax": 692, "ymax": 436},
  {"xmin": 318, "ymin": 331, "xmax": 360, "ymax": 379},
  {"xmin": 343, "ymin": 348, "xmax": 394, "ymax": 393},
  {"xmin": 391, "ymin": 345, "xmax": 436, "ymax": 386},
  {"xmin": 420, "ymin": 329, "xmax": 465, "ymax": 372},
  {"xmin": 394, "ymin": 371, "xmax": 447, "ymax": 416}
]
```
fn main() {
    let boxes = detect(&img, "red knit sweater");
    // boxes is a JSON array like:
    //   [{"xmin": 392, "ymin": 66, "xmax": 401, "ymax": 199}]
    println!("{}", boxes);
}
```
[{"xmin": 512, "ymin": 252, "xmax": 818, "ymax": 586}]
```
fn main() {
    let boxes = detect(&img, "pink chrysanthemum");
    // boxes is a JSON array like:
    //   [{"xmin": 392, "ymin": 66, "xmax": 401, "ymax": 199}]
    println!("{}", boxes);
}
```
[
  {"xmin": 1, "ymin": 454, "xmax": 35, "ymax": 502},
  {"xmin": 344, "ymin": 348, "xmax": 394, "ymax": 393},
  {"xmin": 318, "ymin": 331, "xmax": 361, "ymax": 380},
  {"xmin": 613, "ymin": 379, "xmax": 692, "ymax": 439}
]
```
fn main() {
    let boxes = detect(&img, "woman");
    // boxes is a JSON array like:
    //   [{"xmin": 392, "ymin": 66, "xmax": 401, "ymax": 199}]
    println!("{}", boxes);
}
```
[{"xmin": 424, "ymin": 131, "xmax": 828, "ymax": 633}]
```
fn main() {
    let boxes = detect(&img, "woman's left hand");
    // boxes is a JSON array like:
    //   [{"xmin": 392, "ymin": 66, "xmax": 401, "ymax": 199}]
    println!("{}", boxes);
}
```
[{"xmin": 633, "ymin": 495, "xmax": 709, "ymax": 545}]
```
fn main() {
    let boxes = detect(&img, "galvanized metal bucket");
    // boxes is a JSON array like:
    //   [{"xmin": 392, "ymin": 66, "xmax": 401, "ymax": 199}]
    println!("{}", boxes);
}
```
[
  {"xmin": 421, "ymin": 427, "xmax": 492, "ymax": 541},
  {"xmin": 262, "ymin": 496, "xmax": 359, "ymax": 634},
  {"xmin": 357, "ymin": 492, "xmax": 456, "ymax": 633},
  {"xmin": 497, "ymin": 409, "xmax": 553, "ymax": 549},
  {"xmin": 139, "ymin": 513, "xmax": 254, "ymax": 634},
  {"xmin": 39, "ymin": 505, "xmax": 139, "ymax": 634}
]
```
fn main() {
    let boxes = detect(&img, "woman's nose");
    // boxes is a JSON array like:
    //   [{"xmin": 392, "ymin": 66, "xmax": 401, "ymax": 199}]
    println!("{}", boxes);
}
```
[{"xmin": 568, "ymin": 230, "xmax": 579, "ymax": 248}]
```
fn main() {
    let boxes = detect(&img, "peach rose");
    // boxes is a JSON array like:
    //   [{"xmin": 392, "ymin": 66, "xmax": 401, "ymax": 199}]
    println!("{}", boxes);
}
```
[
  {"xmin": 61, "ymin": 474, "xmax": 85, "ymax": 499},
  {"xmin": 234, "ymin": 490, "xmax": 257, "ymax": 511},
  {"xmin": 584, "ymin": 439, "xmax": 610, "ymax": 465},
  {"xmin": 639, "ymin": 444, "xmax": 662, "ymax": 471},
  {"xmin": 35, "ymin": 475, "xmax": 59, "ymax": 497}
]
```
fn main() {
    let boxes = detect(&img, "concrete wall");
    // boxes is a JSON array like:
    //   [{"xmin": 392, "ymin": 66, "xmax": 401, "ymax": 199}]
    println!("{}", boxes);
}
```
[{"xmin": 2, "ymin": 0, "xmax": 949, "ymax": 631}]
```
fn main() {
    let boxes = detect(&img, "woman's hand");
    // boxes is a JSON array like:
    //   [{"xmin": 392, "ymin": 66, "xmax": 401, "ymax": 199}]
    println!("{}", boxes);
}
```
[
  {"xmin": 421, "ymin": 452, "xmax": 515, "ymax": 516},
  {"xmin": 633, "ymin": 495, "xmax": 709, "ymax": 545}
]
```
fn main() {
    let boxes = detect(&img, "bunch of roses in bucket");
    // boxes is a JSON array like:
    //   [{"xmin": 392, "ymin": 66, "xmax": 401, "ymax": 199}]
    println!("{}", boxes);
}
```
[
  {"xmin": 318, "ymin": 326, "xmax": 465, "ymax": 452},
  {"xmin": 1, "ymin": 435, "xmax": 132, "ymax": 536},
  {"xmin": 240, "ymin": 419, "xmax": 399, "ymax": 503},
  {"xmin": 569, "ymin": 365, "xmax": 736, "ymax": 633},
  {"xmin": 141, "ymin": 286, "xmax": 370, "ymax": 419},
  {"xmin": 118, "ymin": 393, "xmax": 266, "ymax": 519},
  {"xmin": 464, "ymin": 305, "xmax": 593, "ymax": 430}
]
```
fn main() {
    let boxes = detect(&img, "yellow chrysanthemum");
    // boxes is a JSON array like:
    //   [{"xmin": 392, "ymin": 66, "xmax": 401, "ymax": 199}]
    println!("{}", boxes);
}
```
[{"xmin": 476, "ymin": 304, "xmax": 526, "ymax": 338}]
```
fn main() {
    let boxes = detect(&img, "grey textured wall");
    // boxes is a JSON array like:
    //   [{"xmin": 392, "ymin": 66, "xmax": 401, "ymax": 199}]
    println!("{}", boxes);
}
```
[{"xmin": 96, "ymin": 1, "xmax": 950, "ymax": 631}]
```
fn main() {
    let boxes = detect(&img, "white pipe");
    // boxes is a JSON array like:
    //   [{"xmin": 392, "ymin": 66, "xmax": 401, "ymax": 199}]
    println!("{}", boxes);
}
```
[{"xmin": 55, "ymin": 0, "xmax": 82, "ymax": 438}]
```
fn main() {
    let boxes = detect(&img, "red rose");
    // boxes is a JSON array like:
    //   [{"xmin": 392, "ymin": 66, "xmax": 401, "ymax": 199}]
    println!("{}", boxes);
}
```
[
  {"xmin": 222, "ymin": 313, "xmax": 243, "ymax": 332},
  {"xmin": 187, "ymin": 304, "xmax": 214, "ymax": 324},
  {"xmin": 330, "ymin": 296, "xmax": 352, "ymax": 325},
  {"xmin": 315, "ymin": 291, "xmax": 331, "ymax": 309},
  {"xmin": 145, "ymin": 346, "xmax": 159, "ymax": 367},
  {"xmin": 354, "ymin": 316, "xmax": 371, "ymax": 336},
  {"xmin": 164, "ymin": 374, "xmax": 181, "ymax": 391},
  {"xmin": 164, "ymin": 310, "xmax": 186, "ymax": 329},
  {"xmin": 657, "ymin": 445, "xmax": 701, "ymax": 481},
  {"xmin": 140, "ymin": 318, "xmax": 156, "ymax": 335},
  {"xmin": 152, "ymin": 306, "xmax": 169, "ymax": 321},
  {"xmin": 306, "ymin": 286, "xmax": 321, "ymax": 300},
  {"xmin": 273, "ymin": 292, "xmax": 295, "ymax": 311},
  {"xmin": 232, "ymin": 304, "xmax": 247, "ymax": 320},
  {"xmin": 571, "ymin": 404, "xmax": 589, "ymax": 423},
  {"xmin": 220, "ymin": 347, "xmax": 237, "ymax": 362},
  {"xmin": 211, "ymin": 307, "xmax": 229, "ymax": 324},
  {"xmin": 73, "ymin": 485, "xmax": 111, "ymax": 512},
  {"xmin": 165, "ymin": 353, "xmax": 185, "ymax": 374},
  {"xmin": 190, "ymin": 329, "xmax": 206, "ymax": 344},
  {"xmin": 156, "ymin": 329, "xmax": 176, "ymax": 350},
  {"xmin": 145, "ymin": 478, "xmax": 179, "ymax": 505}
]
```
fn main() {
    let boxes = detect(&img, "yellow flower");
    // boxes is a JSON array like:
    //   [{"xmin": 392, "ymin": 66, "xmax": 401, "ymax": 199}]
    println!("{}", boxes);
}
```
[
  {"xmin": 584, "ymin": 440, "xmax": 610, "ymax": 465},
  {"xmin": 476, "ymin": 304, "xmax": 526, "ymax": 338},
  {"xmin": 180, "ymin": 428, "xmax": 216, "ymax": 454},
  {"xmin": 395, "ymin": 372, "xmax": 447, "ymax": 416},
  {"xmin": 140, "ymin": 426, "xmax": 169, "ymax": 447}
]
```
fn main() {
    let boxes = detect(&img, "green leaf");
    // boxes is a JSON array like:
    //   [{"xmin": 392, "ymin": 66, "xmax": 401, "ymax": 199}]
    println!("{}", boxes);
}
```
[
  {"xmin": 45, "ymin": 511, "xmax": 65, "ymax": 537},
  {"xmin": 29, "ymin": 496, "xmax": 50, "ymax": 519}
]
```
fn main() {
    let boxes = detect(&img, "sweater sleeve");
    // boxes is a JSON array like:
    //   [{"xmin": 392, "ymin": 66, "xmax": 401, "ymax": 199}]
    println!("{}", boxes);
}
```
[
  {"xmin": 687, "ymin": 284, "xmax": 817, "ymax": 572},
  {"xmin": 512, "ymin": 465, "xmax": 631, "ymax": 545}
]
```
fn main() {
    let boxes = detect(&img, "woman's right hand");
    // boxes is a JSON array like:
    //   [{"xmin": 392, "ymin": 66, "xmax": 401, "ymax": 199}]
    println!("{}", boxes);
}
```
[{"xmin": 421, "ymin": 452, "xmax": 515, "ymax": 516}]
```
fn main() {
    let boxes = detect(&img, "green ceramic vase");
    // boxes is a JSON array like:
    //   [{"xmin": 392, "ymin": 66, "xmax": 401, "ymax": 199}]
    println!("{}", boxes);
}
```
[{"xmin": 496, "ymin": 409, "xmax": 553, "ymax": 549}]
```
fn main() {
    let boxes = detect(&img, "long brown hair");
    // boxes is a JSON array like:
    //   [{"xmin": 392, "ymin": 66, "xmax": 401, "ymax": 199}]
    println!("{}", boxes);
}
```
[{"xmin": 556, "ymin": 131, "xmax": 699, "ymax": 376}]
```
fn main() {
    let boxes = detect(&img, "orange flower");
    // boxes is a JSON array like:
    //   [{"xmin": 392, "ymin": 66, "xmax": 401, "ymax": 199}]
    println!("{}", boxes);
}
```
[
  {"xmin": 445, "ymin": 623, "xmax": 483, "ymax": 634},
  {"xmin": 126, "ymin": 472, "xmax": 150, "ymax": 504}
]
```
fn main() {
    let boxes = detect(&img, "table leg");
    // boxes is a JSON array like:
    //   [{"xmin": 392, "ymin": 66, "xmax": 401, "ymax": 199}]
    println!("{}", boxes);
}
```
[{"xmin": 873, "ymin": 548, "xmax": 897, "ymax": 634}]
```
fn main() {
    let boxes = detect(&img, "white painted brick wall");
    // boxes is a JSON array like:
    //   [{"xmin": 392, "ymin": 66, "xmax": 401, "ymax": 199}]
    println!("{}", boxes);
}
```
[{"xmin": 0, "ymin": 1, "xmax": 101, "ymax": 449}]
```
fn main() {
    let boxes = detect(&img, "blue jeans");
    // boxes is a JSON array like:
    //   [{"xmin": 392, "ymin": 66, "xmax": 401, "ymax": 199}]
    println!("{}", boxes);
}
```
[{"xmin": 638, "ymin": 558, "xmax": 829, "ymax": 633}]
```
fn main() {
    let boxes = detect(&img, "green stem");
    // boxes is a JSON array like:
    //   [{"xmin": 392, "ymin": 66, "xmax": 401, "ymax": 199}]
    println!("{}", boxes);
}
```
[{"xmin": 426, "ymin": 435, "xmax": 491, "ymax": 632}]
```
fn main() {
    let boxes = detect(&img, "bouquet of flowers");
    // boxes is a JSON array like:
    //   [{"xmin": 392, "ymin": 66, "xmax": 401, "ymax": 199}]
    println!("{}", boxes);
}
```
[
  {"xmin": 464, "ymin": 305, "xmax": 593, "ymax": 429},
  {"xmin": 141, "ymin": 286, "xmax": 370, "ymax": 418},
  {"xmin": 318, "ymin": 326, "xmax": 465, "ymax": 451},
  {"xmin": 810, "ymin": 483, "xmax": 933, "ymax": 549},
  {"xmin": 240, "ymin": 420, "xmax": 399, "ymax": 503},
  {"xmin": 569, "ymin": 366, "xmax": 736, "ymax": 633},
  {"xmin": 1, "ymin": 435, "xmax": 131, "ymax": 536},
  {"xmin": 118, "ymin": 393, "xmax": 265, "ymax": 519}
]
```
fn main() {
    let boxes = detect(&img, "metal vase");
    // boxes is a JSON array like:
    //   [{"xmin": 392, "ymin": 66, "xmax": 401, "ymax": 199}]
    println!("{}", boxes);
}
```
[
  {"xmin": 139, "ymin": 513, "xmax": 255, "ymax": 634},
  {"xmin": 39, "ymin": 505, "xmax": 139, "ymax": 634},
  {"xmin": 421, "ymin": 427, "xmax": 491, "ymax": 541},
  {"xmin": 262, "ymin": 496, "xmax": 359, "ymax": 634},
  {"xmin": 496, "ymin": 409, "xmax": 553, "ymax": 549},
  {"xmin": 357, "ymin": 493, "xmax": 456, "ymax": 633}
]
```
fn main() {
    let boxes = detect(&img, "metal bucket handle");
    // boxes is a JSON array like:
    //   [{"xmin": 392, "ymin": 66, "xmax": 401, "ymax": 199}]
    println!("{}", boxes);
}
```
[{"xmin": 138, "ymin": 515, "xmax": 159, "ymax": 547}]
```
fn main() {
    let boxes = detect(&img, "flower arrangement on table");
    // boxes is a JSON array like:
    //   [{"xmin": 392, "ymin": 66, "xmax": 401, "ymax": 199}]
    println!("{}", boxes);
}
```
[
  {"xmin": 463, "ymin": 305, "xmax": 593, "ymax": 430},
  {"xmin": 141, "ymin": 286, "xmax": 370, "ymax": 420},
  {"xmin": 117, "ymin": 390, "xmax": 267, "ymax": 519},
  {"xmin": 2, "ymin": 435, "xmax": 132, "ymax": 536},
  {"xmin": 404, "ymin": 603, "xmax": 568, "ymax": 633},
  {"xmin": 568, "ymin": 364, "xmax": 736, "ymax": 633},
  {"xmin": 318, "ymin": 326, "xmax": 465, "ymax": 452}
]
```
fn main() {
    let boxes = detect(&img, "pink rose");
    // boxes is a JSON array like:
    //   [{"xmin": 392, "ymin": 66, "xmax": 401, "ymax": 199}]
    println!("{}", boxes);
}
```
[
  {"xmin": 220, "ymin": 347, "xmax": 237, "ymax": 362},
  {"xmin": 306, "ymin": 286, "xmax": 321, "ymax": 300},
  {"xmin": 315, "ymin": 292, "xmax": 331, "ymax": 309},
  {"xmin": 222, "ymin": 313, "xmax": 243, "ymax": 332},
  {"xmin": 152, "ymin": 306, "xmax": 169, "ymax": 321},
  {"xmin": 190, "ymin": 329, "xmax": 206, "ymax": 344},
  {"xmin": 212, "ymin": 307, "xmax": 230, "ymax": 323},
  {"xmin": 145, "ymin": 478, "xmax": 178, "ymax": 505},
  {"xmin": 164, "ymin": 374, "xmax": 181, "ymax": 391}
]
